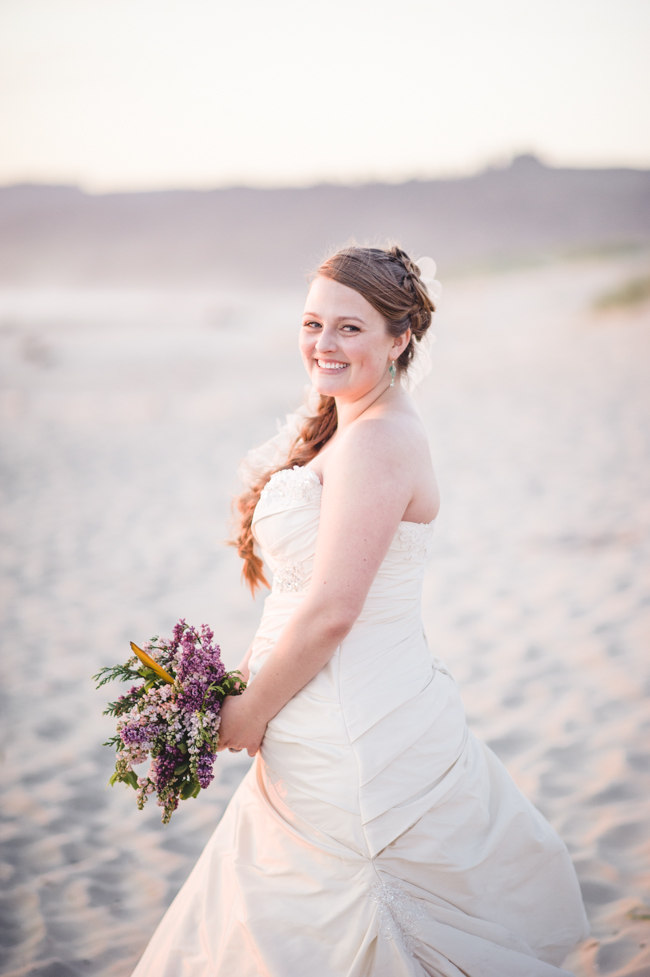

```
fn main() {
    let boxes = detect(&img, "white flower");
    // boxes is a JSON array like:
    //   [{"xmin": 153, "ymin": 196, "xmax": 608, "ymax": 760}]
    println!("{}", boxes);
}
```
[{"xmin": 414, "ymin": 256, "xmax": 442, "ymax": 303}]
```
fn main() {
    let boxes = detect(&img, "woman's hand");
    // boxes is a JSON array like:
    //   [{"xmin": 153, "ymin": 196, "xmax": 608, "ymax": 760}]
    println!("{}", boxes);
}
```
[{"xmin": 216, "ymin": 691, "xmax": 267, "ymax": 757}]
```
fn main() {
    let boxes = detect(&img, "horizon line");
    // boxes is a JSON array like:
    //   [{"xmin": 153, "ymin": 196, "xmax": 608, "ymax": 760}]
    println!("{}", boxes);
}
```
[{"xmin": 2, "ymin": 154, "xmax": 650, "ymax": 197}]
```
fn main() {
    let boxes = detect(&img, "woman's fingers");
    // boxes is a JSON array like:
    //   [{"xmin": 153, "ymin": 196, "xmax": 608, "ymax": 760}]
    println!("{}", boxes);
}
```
[{"xmin": 217, "ymin": 734, "xmax": 261, "ymax": 754}]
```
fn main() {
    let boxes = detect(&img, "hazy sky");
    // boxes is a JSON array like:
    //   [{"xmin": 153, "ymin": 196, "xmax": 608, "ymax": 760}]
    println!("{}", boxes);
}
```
[{"xmin": 1, "ymin": 0, "xmax": 648, "ymax": 190}]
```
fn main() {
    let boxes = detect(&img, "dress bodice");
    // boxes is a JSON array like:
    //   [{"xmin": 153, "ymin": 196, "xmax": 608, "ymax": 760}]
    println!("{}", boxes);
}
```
[{"xmin": 252, "ymin": 465, "xmax": 435, "ymax": 598}]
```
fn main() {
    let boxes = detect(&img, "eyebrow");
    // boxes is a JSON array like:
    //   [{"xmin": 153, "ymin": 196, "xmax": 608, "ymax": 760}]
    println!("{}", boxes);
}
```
[{"xmin": 302, "ymin": 313, "xmax": 365, "ymax": 323}]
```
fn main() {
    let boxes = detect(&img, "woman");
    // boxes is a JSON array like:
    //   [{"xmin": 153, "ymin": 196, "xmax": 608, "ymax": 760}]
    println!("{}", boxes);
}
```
[{"xmin": 133, "ymin": 246, "xmax": 588, "ymax": 976}]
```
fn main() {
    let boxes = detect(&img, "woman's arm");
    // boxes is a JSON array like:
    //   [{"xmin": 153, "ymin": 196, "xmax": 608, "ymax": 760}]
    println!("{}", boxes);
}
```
[{"xmin": 217, "ymin": 418, "xmax": 418, "ymax": 755}]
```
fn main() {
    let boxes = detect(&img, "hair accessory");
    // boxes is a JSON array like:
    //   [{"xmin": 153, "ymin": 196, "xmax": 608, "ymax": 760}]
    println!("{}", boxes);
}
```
[
  {"xmin": 389, "ymin": 360, "xmax": 397, "ymax": 386},
  {"xmin": 414, "ymin": 256, "xmax": 442, "ymax": 303}
]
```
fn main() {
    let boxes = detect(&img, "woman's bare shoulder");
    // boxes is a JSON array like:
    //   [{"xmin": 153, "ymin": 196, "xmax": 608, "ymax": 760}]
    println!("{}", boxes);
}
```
[
  {"xmin": 338, "ymin": 405, "xmax": 430, "ymax": 466},
  {"xmin": 329, "ymin": 405, "xmax": 438, "ymax": 523}
]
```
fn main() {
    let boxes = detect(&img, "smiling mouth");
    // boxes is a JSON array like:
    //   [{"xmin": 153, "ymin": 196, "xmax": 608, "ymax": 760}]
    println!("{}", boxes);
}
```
[{"xmin": 316, "ymin": 359, "xmax": 349, "ymax": 371}]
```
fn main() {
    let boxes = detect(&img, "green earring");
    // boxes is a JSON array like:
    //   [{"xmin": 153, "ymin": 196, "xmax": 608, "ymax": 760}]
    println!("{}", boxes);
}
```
[{"xmin": 389, "ymin": 361, "xmax": 397, "ymax": 386}]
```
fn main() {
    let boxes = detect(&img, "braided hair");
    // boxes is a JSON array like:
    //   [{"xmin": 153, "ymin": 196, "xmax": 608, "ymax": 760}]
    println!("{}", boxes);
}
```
[{"xmin": 232, "ymin": 244, "xmax": 436, "ymax": 593}]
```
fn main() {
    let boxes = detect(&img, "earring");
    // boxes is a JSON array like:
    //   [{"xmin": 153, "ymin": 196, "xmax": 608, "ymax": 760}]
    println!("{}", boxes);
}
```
[{"xmin": 389, "ymin": 360, "xmax": 397, "ymax": 386}]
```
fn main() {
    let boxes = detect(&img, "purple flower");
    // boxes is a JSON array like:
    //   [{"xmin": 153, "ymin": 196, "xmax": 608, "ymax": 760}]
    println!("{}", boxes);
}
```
[
  {"xmin": 196, "ymin": 748, "xmax": 216, "ymax": 789},
  {"xmin": 150, "ymin": 742, "xmax": 183, "ymax": 791},
  {"xmin": 168, "ymin": 623, "xmax": 227, "ymax": 728},
  {"xmin": 121, "ymin": 722, "xmax": 162, "ymax": 745}
]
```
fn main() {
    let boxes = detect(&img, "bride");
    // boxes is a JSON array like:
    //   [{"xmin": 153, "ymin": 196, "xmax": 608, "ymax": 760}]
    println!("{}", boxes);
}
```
[{"xmin": 133, "ymin": 245, "xmax": 588, "ymax": 976}]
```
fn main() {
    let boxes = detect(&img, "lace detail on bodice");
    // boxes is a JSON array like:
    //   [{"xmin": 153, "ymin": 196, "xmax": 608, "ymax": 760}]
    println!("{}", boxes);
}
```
[
  {"xmin": 272, "ymin": 557, "xmax": 308, "ymax": 594},
  {"xmin": 371, "ymin": 879, "xmax": 428, "ymax": 955},
  {"xmin": 397, "ymin": 521, "xmax": 435, "ymax": 560},
  {"xmin": 259, "ymin": 466, "xmax": 322, "ymax": 511},
  {"xmin": 257, "ymin": 466, "xmax": 435, "ymax": 566}
]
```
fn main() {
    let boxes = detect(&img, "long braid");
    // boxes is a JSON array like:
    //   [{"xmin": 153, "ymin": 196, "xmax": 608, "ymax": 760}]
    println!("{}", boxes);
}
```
[{"xmin": 232, "ymin": 395, "xmax": 337, "ymax": 593}]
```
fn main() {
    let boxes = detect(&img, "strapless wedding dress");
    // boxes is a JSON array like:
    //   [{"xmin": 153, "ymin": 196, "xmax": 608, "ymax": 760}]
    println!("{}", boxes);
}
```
[{"xmin": 132, "ymin": 466, "xmax": 588, "ymax": 977}]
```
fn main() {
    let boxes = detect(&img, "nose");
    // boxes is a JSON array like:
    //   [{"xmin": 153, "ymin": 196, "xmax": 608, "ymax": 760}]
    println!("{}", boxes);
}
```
[{"xmin": 314, "ymin": 324, "xmax": 338, "ymax": 353}]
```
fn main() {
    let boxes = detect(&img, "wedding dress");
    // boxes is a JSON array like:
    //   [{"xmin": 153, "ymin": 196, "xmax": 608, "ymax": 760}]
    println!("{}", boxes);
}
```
[{"xmin": 132, "ymin": 464, "xmax": 588, "ymax": 977}]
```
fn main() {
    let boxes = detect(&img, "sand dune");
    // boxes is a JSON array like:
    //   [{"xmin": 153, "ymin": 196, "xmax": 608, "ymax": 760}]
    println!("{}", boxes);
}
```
[{"xmin": 0, "ymin": 250, "xmax": 649, "ymax": 975}]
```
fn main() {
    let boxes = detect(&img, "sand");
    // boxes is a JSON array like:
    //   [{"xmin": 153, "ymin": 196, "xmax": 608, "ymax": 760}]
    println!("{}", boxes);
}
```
[{"xmin": 0, "ymin": 252, "xmax": 649, "ymax": 977}]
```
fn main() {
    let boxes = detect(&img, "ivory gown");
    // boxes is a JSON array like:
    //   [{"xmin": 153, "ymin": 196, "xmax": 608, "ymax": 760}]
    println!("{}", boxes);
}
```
[{"xmin": 133, "ymin": 465, "xmax": 588, "ymax": 977}]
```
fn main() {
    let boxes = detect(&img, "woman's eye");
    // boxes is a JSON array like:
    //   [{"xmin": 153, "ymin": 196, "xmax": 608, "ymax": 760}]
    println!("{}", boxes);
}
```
[
  {"xmin": 303, "ymin": 320, "xmax": 321, "ymax": 329},
  {"xmin": 341, "ymin": 324, "xmax": 360, "ymax": 333}
]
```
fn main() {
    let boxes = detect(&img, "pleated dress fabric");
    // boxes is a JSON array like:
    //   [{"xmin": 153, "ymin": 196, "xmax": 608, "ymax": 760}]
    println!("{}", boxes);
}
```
[{"xmin": 132, "ymin": 466, "xmax": 588, "ymax": 976}]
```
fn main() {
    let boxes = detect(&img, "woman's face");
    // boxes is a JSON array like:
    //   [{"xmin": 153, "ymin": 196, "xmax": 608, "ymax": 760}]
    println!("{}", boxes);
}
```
[{"xmin": 300, "ymin": 276, "xmax": 408, "ymax": 402}]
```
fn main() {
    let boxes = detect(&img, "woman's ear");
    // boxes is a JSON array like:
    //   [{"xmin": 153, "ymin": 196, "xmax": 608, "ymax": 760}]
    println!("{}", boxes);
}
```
[{"xmin": 393, "ymin": 328, "xmax": 411, "ymax": 358}]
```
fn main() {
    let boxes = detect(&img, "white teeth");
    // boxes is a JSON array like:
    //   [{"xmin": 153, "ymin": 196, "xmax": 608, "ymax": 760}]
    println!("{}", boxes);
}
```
[{"xmin": 317, "ymin": 360, "xmax": 348, "ymax": 370}]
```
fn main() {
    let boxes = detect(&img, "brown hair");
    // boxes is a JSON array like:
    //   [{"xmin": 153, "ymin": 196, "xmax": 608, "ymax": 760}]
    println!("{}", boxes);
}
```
[{"xmin": 232, "ymin": 244, "xmax": 436, "ymax": 594}]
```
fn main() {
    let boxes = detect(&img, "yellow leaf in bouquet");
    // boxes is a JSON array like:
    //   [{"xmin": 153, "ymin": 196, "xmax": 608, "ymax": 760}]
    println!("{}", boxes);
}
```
[{"xmin": 130, "ymin": 642, "xmax": 175, "ymax": 684}]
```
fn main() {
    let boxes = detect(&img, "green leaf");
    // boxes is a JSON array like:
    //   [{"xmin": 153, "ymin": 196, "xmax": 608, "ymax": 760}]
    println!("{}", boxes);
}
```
[
  {"xmin": 102, "ymin": 735, "xmax": 122, "ymax": 749},
  {"xmin": 93, "ymin": 663, "xmax": 142, "ymax": 688},
  {"xmin": 180, "ymin": 778, "xmax": 198, "ymax": 800},
  {"xmin": 108, "ymin": 768, "xmax": 139, "ymax": 790},
  {"xmin": 173, "ymin": 760, "xmax": 189, "ymax": 776}
]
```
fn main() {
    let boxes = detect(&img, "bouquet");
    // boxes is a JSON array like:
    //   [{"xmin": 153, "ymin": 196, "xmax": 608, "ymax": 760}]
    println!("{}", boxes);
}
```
[{"xmin": 94, "ymin": 620, "xmax": 245, "ymax": 823}]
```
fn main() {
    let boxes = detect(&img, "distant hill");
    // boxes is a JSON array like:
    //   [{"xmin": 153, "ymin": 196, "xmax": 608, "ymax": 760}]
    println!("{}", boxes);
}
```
[{"xmin": 1, "ymin": 155, "xmax": 649, "ymax": 288}]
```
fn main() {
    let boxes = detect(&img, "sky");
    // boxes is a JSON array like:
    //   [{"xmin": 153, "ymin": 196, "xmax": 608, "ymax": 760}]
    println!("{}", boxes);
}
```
[{"xmin": 0, "ymin": 0, "xmax": 649, "ymax": 191}]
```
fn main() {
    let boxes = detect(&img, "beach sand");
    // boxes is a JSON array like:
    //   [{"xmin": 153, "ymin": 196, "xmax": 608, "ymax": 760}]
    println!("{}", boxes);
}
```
[{"xmin": 0, "ymin": 252, "xmax": 649, "ymax": 976}]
